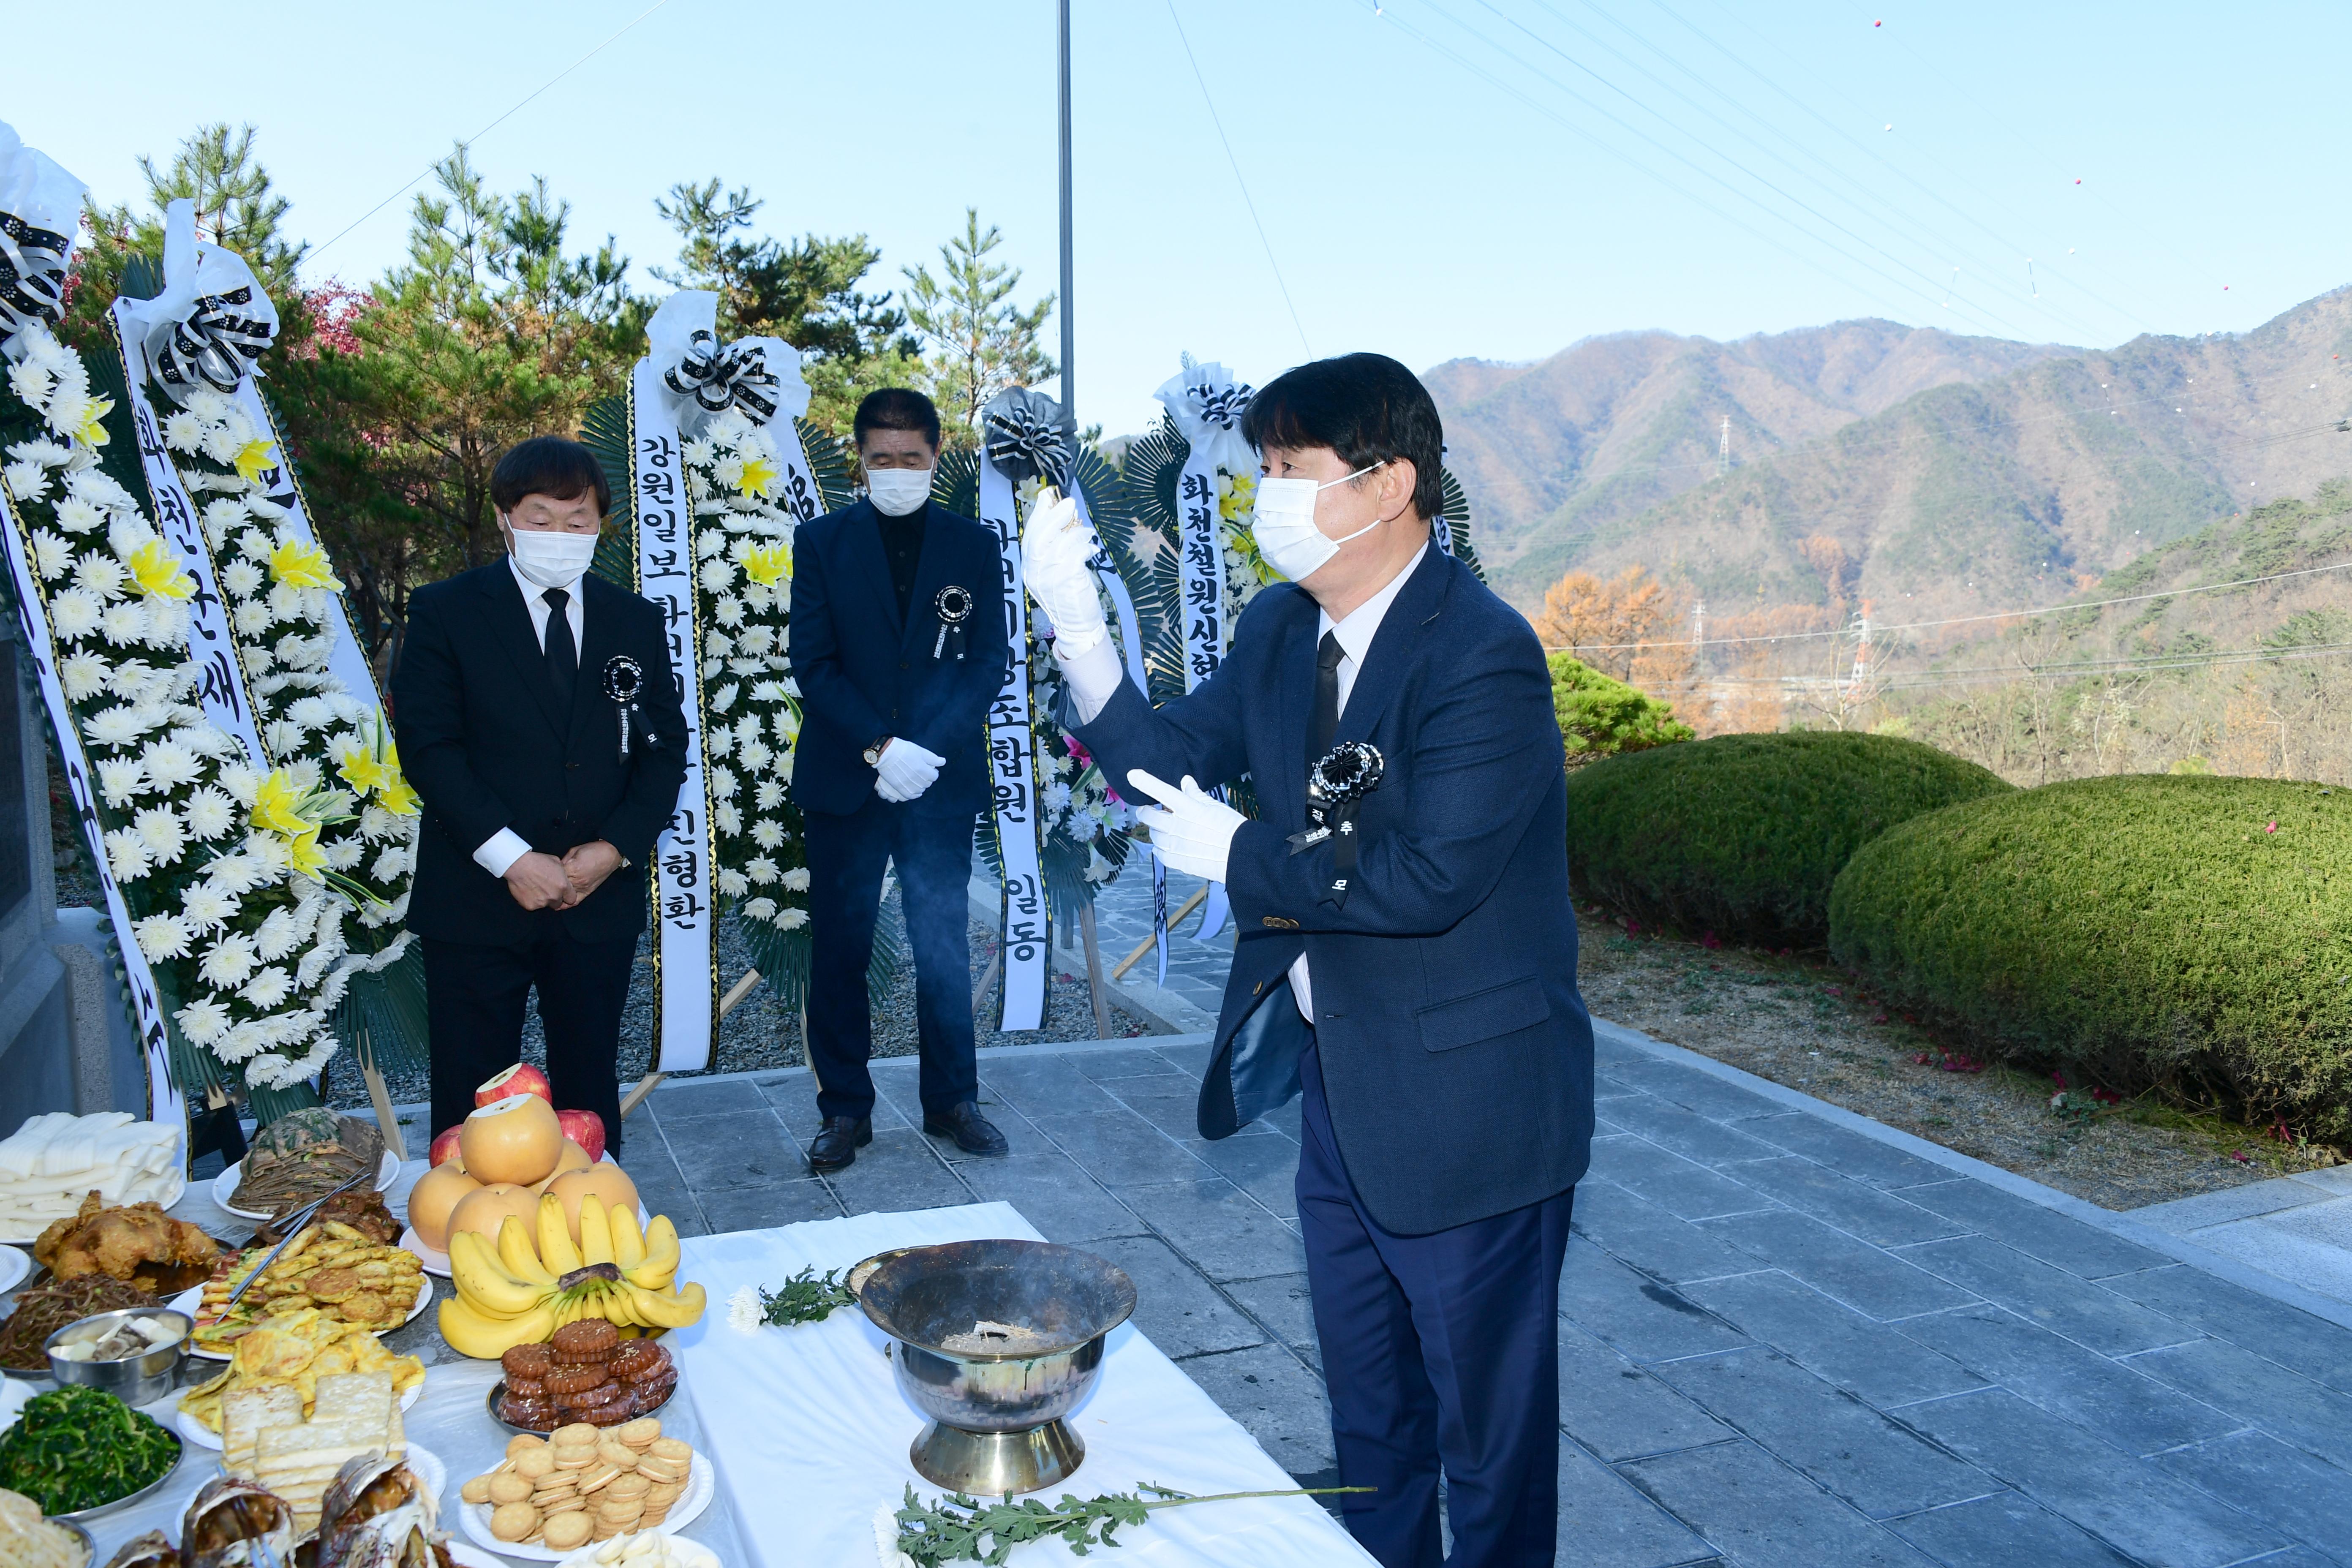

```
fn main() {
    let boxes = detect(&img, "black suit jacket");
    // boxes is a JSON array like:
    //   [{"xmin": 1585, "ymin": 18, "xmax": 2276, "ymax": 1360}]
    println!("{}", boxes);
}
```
[
  {"xmin": 787, "ymin": 499, "xmax": 1009, "ymax": 819},
  {"xmin": 1071, "ymin": 548, "xmax": 1594, "ymax": 1236},
  {"xmin": 392, "ymin": 562, "xmax": 689, "ymax": 947}
]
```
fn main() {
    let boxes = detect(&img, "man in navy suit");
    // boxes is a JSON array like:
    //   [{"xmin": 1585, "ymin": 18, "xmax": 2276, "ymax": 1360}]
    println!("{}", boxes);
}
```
[
  {"xmin": 787, "ymin": 389, "xmax": 1012, "ymax": 1170},
  {"xmin": 1023, "ymin": 355, "xmax": 1592, "ymax": 1568}
]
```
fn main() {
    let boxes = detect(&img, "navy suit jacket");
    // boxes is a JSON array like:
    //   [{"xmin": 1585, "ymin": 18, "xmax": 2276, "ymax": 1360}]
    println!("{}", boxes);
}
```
[
  {"xmin": 1072, "ymin": 547, "xmax": 1594, "ymax": 1236},
  {"xmin": 787, "ymin": 499, "xmax": 1009, "ymax": 819},
  {"xmin": 393, "ymin": 563, "xmax": 688, "ymax": 948}
]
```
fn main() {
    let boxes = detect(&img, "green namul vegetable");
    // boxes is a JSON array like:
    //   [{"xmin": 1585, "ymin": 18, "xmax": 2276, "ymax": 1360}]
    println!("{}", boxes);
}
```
[{"xmin": 0, "ymin": 1386, "xmax": 179, "ymax": 1514}]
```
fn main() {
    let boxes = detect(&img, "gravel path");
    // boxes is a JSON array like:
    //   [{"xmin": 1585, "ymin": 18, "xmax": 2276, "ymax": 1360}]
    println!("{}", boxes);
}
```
[{"xmin": 1575, "ymin": 907, "xmax": 2343, "ymax": 1210}]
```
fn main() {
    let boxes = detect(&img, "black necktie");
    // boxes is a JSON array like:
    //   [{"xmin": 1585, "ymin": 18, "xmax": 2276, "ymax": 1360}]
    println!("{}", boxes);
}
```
[
  {"xmin": 543, "ymin": 588, "xmax": 576, "ymax": 719},
  {"xmin": 1311, "ymin": 631, "xmax": 1344, "ymax": 758}
]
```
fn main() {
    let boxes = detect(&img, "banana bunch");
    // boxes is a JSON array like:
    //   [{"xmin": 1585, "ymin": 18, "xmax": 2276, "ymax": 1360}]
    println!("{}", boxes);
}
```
[{"xmin": 438, "ymin": 1193, "xmax": 707, "ymax": 1359}]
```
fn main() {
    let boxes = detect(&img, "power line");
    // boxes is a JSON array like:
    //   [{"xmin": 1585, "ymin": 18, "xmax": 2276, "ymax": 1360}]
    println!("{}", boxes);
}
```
[
  {"xmin": 1163, "ymin": 0, "xmax": 1312, "ymax": 357},
  {"xmin": 306, "ymin": 0, "xmax": 679, "ymax": 266}
]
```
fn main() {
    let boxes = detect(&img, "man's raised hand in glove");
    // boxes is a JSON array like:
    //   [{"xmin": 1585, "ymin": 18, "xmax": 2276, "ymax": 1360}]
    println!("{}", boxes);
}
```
[
  {"xmin": 874, "ymin": 738, "xmax": 945, "ymax": 803},
  {"xmin": 1018, "ymin": 490, "xmax": 1107, "ymax": 656},
  {"xmin": 1127, "ymin": 769, "xmax": 1247, "ymax": 885}
]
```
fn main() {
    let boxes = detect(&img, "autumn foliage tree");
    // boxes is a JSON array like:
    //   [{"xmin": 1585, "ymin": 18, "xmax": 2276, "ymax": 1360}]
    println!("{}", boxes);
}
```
[{"xmin": 1535, "ymin": 564, "xmax": 1694, "ymax": 698}]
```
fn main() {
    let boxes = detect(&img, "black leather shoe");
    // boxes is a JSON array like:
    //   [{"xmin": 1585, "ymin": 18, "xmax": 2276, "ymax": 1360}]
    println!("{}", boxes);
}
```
[
  {"xmin": 807, "ymin": 1116, "xmax": 873, "ymax": 1172},
  {"xmin": 923, "ymin": 1102, "xmax": 1009, "ymax": 1156}
]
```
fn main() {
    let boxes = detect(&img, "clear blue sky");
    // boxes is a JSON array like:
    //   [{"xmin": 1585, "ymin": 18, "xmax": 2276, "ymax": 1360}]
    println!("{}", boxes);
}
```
[{"xmin": 9, "ymin": 1, "xmax": 2347, "ymax": 436}]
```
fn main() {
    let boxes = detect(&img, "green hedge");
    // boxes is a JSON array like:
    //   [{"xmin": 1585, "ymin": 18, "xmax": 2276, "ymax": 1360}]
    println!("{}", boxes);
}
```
[
  {"xmin": 1829, "ymin": 775, "xmax": 2352, "ymax": 1143},
  {"xmin": 1563, "ymin": 731, "xmax": 2011, "ymax": 947},
  {"xmin": 1549, "ymin": 654, "xmax": 1692, "ymax": 768}
]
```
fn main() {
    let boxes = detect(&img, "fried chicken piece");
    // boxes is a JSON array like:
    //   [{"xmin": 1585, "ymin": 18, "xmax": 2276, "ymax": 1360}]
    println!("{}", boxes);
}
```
[{"xmin": 33, "ymin": 1192, "xmax": 220, "ymax": 1288}]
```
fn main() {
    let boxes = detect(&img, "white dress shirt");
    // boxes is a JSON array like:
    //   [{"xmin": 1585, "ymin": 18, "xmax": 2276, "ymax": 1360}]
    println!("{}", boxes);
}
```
[
  {"xmin": 473, "ymin": 558, "xmax": 589, "ymax": 879},
  {"xmin": 1056, "ymin": 544, "xmax": 1428, "ymax": 1023}
]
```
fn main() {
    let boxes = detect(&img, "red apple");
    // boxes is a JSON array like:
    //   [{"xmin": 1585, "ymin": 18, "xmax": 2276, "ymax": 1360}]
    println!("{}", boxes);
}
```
[
  {"xmin": 475, "ymin": 1062, "xmax": 553, "ymax": 1108},
  {"xmin": 428, "ymin": 1125, "xmax": 465, "ymax": 1168},
  {"xmin": 555, "ymin": 1108, "xmax": 607, "ymax": 1165}
]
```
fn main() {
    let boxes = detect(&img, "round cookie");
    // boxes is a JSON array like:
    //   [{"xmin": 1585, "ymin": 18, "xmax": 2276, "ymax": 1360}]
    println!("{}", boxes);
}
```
[
  {"xmin": 542, "ymin": 1510, "xmax": 595, "ymax": 1552},
  {"xmin": 616, "ymin": 1417, "xmax": 661, "ymax": 1449},
  {"xmin": 488, "ymin": 1472, "xmax": 536, "ymax": 1506},
  {"xmin": 490, "ymin": 1502, "xmax": 539, "ymax": 1543},
  {"xmin": 515, "ymin": 1448, "xmax": 557, "ymax": 1481},
  {"xmin": 505, "ymin": 1435, "xmax": 542, "ymax": 1460},
  {"xmin": 460, "ymin": 1475, "xmax": 495, "ymax": 1505}
]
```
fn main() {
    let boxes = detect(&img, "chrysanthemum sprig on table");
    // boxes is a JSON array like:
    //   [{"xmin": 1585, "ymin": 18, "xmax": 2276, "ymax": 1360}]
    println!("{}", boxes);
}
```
[
  {"xmin": 879, "ymin": 1480, "xmax": 1374, "ymax": 1566},
  {"xmin": 0, "ymin": 324, "xmax": 362, "ymax": 1093},
  {"xmin": 682, "ymin": 409, "xmax": 811, "ymax": 941}
]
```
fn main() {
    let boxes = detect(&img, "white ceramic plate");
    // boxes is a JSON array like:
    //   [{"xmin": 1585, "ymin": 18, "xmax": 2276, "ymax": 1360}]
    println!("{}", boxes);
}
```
[
  {"xmin": 170, "ymin": 1271, "xmax": 433, "ymax": 1361},
  {"xmin": 398, "ymin": 1227, "xmax": 450, "ymax": 1279},
  {"xmin": 0, "ymin": 1168, "xmax": 188, "ymax": 1246},
  {"xmin": 174, "ymin": 1376, "xmax": 425, "ymax": 1450},
  {"xmin": 557, "ymin": 1532, "xmax": 719, "ymax": 1568},
  {"xmin": 0, "ymin": 1375, "xmax": 32, "ymax": 1433},
  {"xmin": 213, "ymin": 1149, "xmax": 400, "ymax": 1220},
  {"xmin": 457, "ymin": 1450, "xmax": 712, "ymax": 1561},
  {"xmin": 0, "ymin": 1243, "xmax": 27, "ymax": 1296}
]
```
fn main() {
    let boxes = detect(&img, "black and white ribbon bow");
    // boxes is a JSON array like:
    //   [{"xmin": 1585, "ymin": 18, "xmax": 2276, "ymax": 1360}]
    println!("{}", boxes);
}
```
[
  {"xmin": 1186, "ymin": 380, "xmax": 1252, "ymax": 430},
  {"xmin": 983, "ymin": 389, "xmax": 1070, "ymax": 487},
  {"xmin": 0, "ymin": 210, "xmax": 70, "ymax": 343},
  {"xmin": 151, "ymin": 285, "xmax": 276, "ymax": 394},
  {"xmin": 662, "ymin": 329, "xmax": 781, "ymax": 423}
]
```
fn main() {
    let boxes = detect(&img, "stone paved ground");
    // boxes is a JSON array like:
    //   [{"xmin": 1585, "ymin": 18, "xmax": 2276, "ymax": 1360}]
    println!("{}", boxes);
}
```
[{"xmin": 612, "ymin": 1023, "xmax": 2352, "ymax": 1568}]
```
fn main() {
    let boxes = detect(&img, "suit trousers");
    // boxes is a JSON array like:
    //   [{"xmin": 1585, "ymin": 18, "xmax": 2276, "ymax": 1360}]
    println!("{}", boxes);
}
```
[
  {"xmin": 803, "ymin": 796, "xmax": 979, "ymax": 1123},
  {"xmin": 1297, "ymin": 1038, "xmax": 1573, "ymax": 1568},
  {"xmin": 422, "ymin": 928, "xmax": 635, "ymax": 1154}
]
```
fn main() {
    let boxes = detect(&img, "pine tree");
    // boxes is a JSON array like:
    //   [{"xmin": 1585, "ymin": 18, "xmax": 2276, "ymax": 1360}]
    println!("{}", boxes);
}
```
[{"xmin": 901, "ymin": 207, "xmax": 1056, "ymax": 442}]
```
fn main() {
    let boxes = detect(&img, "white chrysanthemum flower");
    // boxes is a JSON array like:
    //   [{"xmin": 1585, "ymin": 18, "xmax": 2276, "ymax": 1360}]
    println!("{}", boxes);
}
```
[
  {"xmin": 287, "ymin": 758, "xmax": 324, "ymax": 793},
  {"xmin": 58, "ymin": 652, "xmax": 108, "ymax": 701},
  {"xmin": 358, "ymin": 804, "xmax": 398, "ymax": 840},
  {"xmin": 204, "ymin": 850, "xmax": 264, "ymax": 894},
  {"xmin": 371, "ymin": 844, "xmax": 412, "ymax": 881},
  {"xmin": 683, "ymin": 438, "xmax": 718, "ymax": 471},
  {"xmin": 781, "ymin": 866, "xmax": 811, "ymax": 893},
  {"xmin": 185, "ymin": 387, "xmax": 233, "ymax": 421},
  {"xmin": 694, "ymin": 525, "xmax": 729, "ymax": 559},
  {"xmin": 697, "ymin": 557, "xmax": 736, "ymax": 594},
  {"xmin": 297, "ymin": 945, "xmax": 333, "ymax": 987},
  {"xmin": 325, "ymin": 836, "xmax": 364, "ymax": 871},
  {"xmin": 95, "ymin": 757, "xmax": 144, "ymax": 806},
  {"xmin": 182, "ymin": 885, "xmax": 240, "ymax": 930},
  {"xmin": 49, "ymin": 495, "xmax": 103, "ymax": 536},
  {"xmin": 3, "ymin": 461, "xmax": 49, "ymax": 503},
  {"xmin": 710, "ymin": 683, "xmax": 739, "ymax": 714},
  {"xmin": 240, "ymin": 967, "xmax": 294, "ymax": 1009},
  {"xmin": 716, "ymin": 868, "xmax": 749, "ymax": 898},
  {"xmin": 713, "ymin": 801, "xmax": 742, "ymax": 836},
  {"xmin": 703, "ymin": 726, "xmax": 734, "ymax": 759},
  {"xmin": 48, "ymin": 588, "xmax": 101, "ymax": 641},
  {"xmin": 739, "ymin": 624, "xmax": 777, "ymax": 657},
  {"xmin": 133, "ymin": 913, "xmax": 195, "ymax": 961},
  {"xmin": 217, "ymin": 764, "xmax": 263, "ymax": 804},
  {"xmin": 134, "ymin": 806, "xmax": 186, "ymax": 864},
  {"xmin": 29, "ymin": 529, "xmax": 71, "ymax": 581},
  {"xmin": 287, "ymin": 695, "xmax": 336, "ymax": 730},
  {"xmin": 162, "ymin": 410, "xmax": 205, "ymax": 452},
  {"xmin": 104, "ymin": 828, "xmax": 151, "ymax": 881},
  {"xmin": 750, "ymin": 679, "xmax": 790, "ymax": 705},
  {"xmin": 874, "ymin": 1503, "xmax": 921, "ymax": 1568},
  {"xmin": 176, "ymin": 997, "xmax": 231, "ymax": 1046},
  {"xmin": 142, "ymin": 599, "xmax": 188, "ymax": 649},
  {"xmin": 773, "ymin": 906, "xmax": 808, "ymax": 931},
  {"xmin": 201, "ymin": 423, "xmax": 248, "ymax": 467},
  {"xmin": 746, "ymin": 856, "xmax": 779, "ymax": 885},
  {"xmin": 740, "ymin": 740, "xmax": 773, "ymax": 772},
  {"xmin": 711, "ymin": 455, "xmax": 746, "ymax": 491},
  {"xmin": 754, "ymin": 780, "xmax": 785, "ymax": 811},
  {"xmin": 727, "ymin": 1284, "xmax": 762, "ymax": 1336},
  {"xmin": 1043, "ymin": 781, "xmax": 1073, "ymax": 813},
  {"xmin": 84, "ymin": 705, "xmax": 148, "ymax": 747},
  {"xmin": 73, "ymin": 551, "xmax": 127, "ymax": 599},
  {"xmin": 742, "ymin": 896, "xmax": 777, "ymax": 920},
  {"xmin": 253, "ymin": 906, "xmax": 303, "ymax": 962},
  {"xmin": 710, "ymin": 766, "xmax": 738, "ymax": 800},
  {"xmin": 142, "ymin": 739, "xmax": 203, "ymax": 789},
  {"xmin": 713, "ymin": 595, "xmax": 745, "ymax": 628},
  {"xmin": 199, "ymin": 931, "xmax": 259, "ymax": 987},
  {"xmin": 5, "ymin": 357, "xmax": 52, "ymax": 408},
  {"xmin": 750, "ymin": 819, "xmax": 784, "ymax": 851},
  {"xmin": 263, "ymin": 719, "xmax": 304, "ymax": 755},
  {"xmin": 100, "ymin": 600, "xmax": 148, "ymax": 644},
  {"xmin": 220, "ymin": 558, "xmax": 264, "ymax": 598}
]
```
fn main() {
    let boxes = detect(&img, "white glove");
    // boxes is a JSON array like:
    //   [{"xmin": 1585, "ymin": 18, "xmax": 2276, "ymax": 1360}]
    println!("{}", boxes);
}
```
[
  {"xmin": 874, "ymin": 738, "xmax": 945, "ymax": 803},
  {"xmin": 1128, "ymin": 769, "xmax": 1247, "ymax": 885},
  {"xmin": 1020, "ymin": 490, "xmax": 1108, "ymax": 656}
]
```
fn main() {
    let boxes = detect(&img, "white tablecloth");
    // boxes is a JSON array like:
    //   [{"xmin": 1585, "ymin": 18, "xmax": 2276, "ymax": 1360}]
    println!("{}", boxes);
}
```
[{"xmin": 671, "ymin": 1203, "xmax": 1374, "ymax": 1567}]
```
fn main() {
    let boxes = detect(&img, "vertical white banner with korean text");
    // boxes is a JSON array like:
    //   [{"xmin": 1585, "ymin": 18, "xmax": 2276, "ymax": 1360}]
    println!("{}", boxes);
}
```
[
  {"xmin": 0, "ymin": 487, "xmax": 181, "ymax": 1132},
  {"xmin": 978, "ymin": 449, "xmax": 1048, "ymax": 1030},
  {"xmin": 109, "ymin": 301, "xmax": 266, "ymax": 766},
  {"xmin": 629, "ymin": 359, "xmax": 715, "ymax": 1073}
]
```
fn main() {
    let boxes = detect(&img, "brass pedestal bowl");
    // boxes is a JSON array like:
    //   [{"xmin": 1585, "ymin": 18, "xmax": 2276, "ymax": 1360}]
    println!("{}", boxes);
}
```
[{"xmin": 855, "ymin": 1239, "xmax": 1136, "ymax": 1496}]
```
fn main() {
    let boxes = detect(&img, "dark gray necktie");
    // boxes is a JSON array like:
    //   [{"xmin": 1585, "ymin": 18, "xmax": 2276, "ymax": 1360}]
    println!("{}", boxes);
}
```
[
  {"xmin": 1310, "ymin": 631, "xmax": 1344, "ymax": 758},
  {"xmin": 543, "ymin": 588, "xmax": 576, "ymax": 717}
]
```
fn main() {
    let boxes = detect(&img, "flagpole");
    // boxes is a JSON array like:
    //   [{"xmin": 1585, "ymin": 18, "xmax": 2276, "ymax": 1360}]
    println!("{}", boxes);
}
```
[{"xmin": 1057, "ymin": 0, "xmax": 1075, "ymax": 447}]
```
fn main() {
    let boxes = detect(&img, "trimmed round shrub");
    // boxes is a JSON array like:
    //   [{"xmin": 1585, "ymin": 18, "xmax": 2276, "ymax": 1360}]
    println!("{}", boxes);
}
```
[
  {"xmin": 1563, "ymin": 731, "xmax": 2011, "ymax": 947},
  {"xmin": 1829, "ymin": 775, "xmax": 2352, "ymax": 1144},
  {"xmin": 1549, "ymin": 653, "xmax": 1693, "ymax": 769}
]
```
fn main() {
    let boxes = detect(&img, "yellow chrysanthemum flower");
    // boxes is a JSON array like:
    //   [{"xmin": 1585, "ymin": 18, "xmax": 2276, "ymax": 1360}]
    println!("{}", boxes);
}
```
[
  {"xmin": 741, "ymin": 542, "xmax": 791, "ymax": 587},
  {"xmin": 737, "ymin": 454, "xmax": 780, "ymax": 497},
  {"xmin": 74, "ymin": 395, "xmax": 114, "ymax": 449},
  {"xmin": 124, "ymin": 538, "xmax": 196, "ymax": 600},
  {"xmin": 267, "ymin": 537, "xmax": 341, "ymax": 590},
  {"xmin": 233, "ymin": 438, "xmax": 279, "ymax": 485},
  {"xmin": 250, "ymin": 769, "xmax": 313, "ymax": 838}
]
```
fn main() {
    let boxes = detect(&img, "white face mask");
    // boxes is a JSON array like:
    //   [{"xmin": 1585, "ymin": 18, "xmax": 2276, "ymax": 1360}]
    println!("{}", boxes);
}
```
[
  {"xmin": 1252, "ymin": 463, "xmax": 1385, "ymax": 583},
  {"xmin": 866, "ymin": 467, "xmax": 934, "ymax": 517},
  {"xmin": 503, "ymin": 520, "xmax": 599, "ymax": 589}
]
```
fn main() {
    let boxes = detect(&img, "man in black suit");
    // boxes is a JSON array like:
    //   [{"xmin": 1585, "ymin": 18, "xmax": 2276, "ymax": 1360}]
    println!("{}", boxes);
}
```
[
  {"xmin": 394, "ymin": 436, "xmax": 688, "ymax": 1154},
  {"xmin": 1024, "ymin": 356, "xmax": 1592, "ymax": 1568},
  {"xmin": 787, "ymin": 389, "xmax": 1011, "ymax": 1170}
]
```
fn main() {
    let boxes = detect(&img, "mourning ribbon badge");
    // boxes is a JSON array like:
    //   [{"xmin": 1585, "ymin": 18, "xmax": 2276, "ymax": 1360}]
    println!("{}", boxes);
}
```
[
  {"xmin": 603, "ymin": 654, "xmax": 645, "ymax": 761},
  {"xmin": 933, "ymin": 584, "xmax": 973, "ymax": 662},
  {"xmin": 1288, "ymin": 740, "xmax": 1384, "ymax": 906}
]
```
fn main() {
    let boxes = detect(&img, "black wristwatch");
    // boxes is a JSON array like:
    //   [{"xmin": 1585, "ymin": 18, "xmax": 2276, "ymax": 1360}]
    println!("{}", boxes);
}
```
[{"xmin": 863, "ymin": 738, "xmax": 890, "ymax": 768}]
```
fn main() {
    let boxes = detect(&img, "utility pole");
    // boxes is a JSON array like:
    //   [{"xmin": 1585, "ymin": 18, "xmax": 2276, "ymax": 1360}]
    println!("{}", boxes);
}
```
[{"xmin": 1057, "ymin": 0, "xmax": 1076, "ymax": 451}]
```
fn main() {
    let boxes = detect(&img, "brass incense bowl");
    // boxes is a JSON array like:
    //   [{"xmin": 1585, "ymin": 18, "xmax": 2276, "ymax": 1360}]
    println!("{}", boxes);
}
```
[{"xmin": 855, "ymin": 1239, "xmax": 1135, "ymax": 1496}]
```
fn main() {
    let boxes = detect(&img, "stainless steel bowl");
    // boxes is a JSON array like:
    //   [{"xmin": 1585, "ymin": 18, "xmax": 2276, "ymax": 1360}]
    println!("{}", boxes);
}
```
[
  {"xmin": 44, "ymin": 1307, "xmax": 190, "ymax": 1407},
  {"xmin": 35, "ymin": 1513, "xmax": 95, "ymax": 1567},
  {"xmin": 856, "ymin": 1239, "xmax": 1135, "ymax": 1496}
]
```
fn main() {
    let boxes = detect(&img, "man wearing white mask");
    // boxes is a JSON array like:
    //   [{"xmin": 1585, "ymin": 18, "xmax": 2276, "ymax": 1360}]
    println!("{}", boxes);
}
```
[
  {"xmin": 1023, "ymin": 355, "xmax": 1592, "ymax": 1568},
  {"xmin": 395, "ymin": 436, "xmax": 688, "ymax": 1155},
  {"xmin": 788, "ymin": 389, "xmax": 1012, "ymax": 1171}
]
